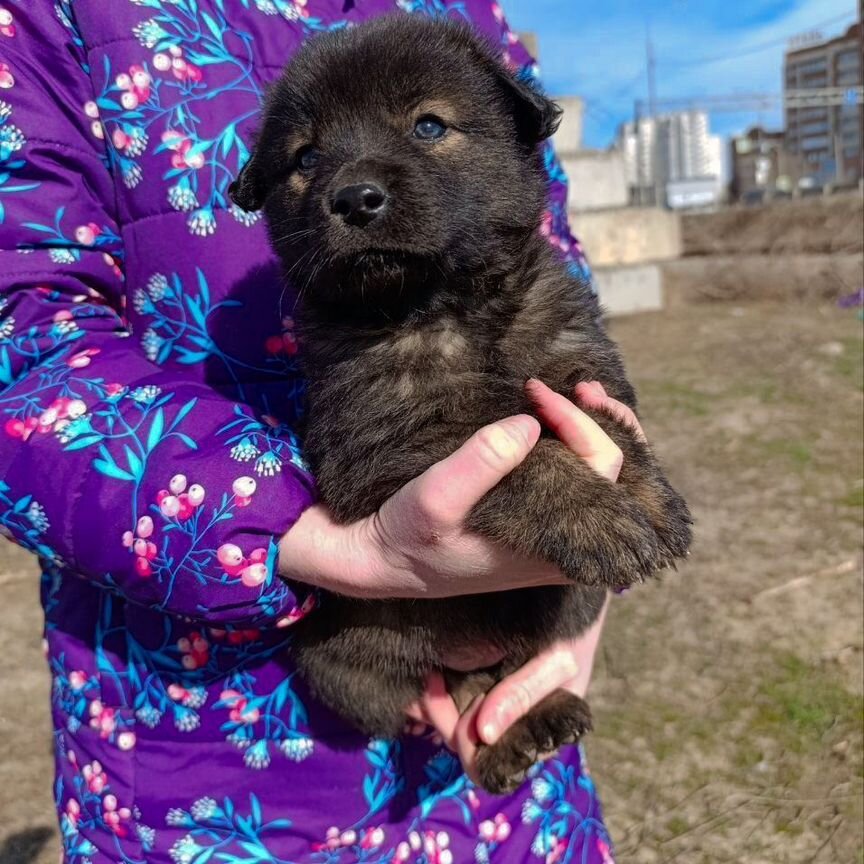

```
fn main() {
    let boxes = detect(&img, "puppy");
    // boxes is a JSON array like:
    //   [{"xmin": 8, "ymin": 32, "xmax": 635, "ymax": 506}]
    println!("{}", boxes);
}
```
[{"xmin": 230, "ymin": 15, "xmax": 692, "ymax": 793}]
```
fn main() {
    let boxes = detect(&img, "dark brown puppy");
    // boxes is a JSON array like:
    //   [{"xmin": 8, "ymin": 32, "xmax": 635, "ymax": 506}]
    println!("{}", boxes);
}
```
[{"xmin": 230, "ymin": 15, "xmax": 692, "ymax": 794}]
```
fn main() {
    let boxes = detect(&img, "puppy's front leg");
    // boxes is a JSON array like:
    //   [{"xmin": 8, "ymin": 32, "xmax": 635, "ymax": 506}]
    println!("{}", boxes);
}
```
[
  {"xmin": 466, "ymin": 438, "xmax": 661, "ymax": 587},
  {"xmin": 575, "ymin": 406, "xmax": 693, "ymax": 566}
]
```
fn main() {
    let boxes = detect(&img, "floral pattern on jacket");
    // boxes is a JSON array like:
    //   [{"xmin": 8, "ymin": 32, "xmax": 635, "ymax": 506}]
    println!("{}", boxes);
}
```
[{"xmin": 0, "ymin": 1, "xmax": 611, "ymax": 862}]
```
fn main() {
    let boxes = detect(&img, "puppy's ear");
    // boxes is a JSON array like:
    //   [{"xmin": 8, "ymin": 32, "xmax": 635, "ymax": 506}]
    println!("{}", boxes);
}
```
[
  {"xmin": 228, "ymin": 151, "xmax": 270, "ymax": 212},
  {"xmin": 497, "ymin": 70, "xmax": 562, "ymax": 145}
]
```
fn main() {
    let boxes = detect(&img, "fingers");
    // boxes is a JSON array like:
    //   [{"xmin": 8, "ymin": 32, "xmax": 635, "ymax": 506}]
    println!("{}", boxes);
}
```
[
  {"xmin": 410, "ymin": 414, "xmax": 541, "ymax": 526},
  {"xmin": 526, "ymin": 379, "xmax": 623, "ymax": 483},
  {"xmin": 574, "ymin": 381, "xmax": 647, "ymax": 443},
  {"xmin": 408, "ymin": 671, "xmax": 460, "ymax": 747},
  {"xmin": 475, "ymin": 645, "xmax": 580, "ymax": 745},
  {"xmin": 452, "ymin": 695, "xmax": 485, "ymax": 786}
]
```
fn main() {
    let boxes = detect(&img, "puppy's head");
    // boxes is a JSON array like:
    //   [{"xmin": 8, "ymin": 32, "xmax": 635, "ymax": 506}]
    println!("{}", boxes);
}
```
[{"xmin": 230, "ymin": 16, "xmax": 561, "ymax": 310}]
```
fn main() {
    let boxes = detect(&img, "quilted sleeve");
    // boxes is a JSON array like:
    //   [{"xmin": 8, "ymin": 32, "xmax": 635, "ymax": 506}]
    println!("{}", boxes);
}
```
[{"xmin": 0, "ymin": 1, "xmax": 317, "ymax": 628}]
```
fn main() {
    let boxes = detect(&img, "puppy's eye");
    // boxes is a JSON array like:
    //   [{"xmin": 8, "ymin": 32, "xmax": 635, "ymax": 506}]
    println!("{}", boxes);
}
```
[
  {"xmin": 413, "ymin": 116, "xmax": 447, "ymax": 141},
  {"xmin": 296, "ymin": 146, "xmax": 320, "ymax": 172}
]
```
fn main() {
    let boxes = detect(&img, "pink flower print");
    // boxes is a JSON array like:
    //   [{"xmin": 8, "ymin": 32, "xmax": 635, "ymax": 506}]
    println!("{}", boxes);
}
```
[
  {"xmin": 74, "ymin": 223, "xmax": 102, "ymax": 246},
  {"xmin": 597, "ymin": 839, "xmax": 615, "ymax": 864},
  {"xmin": 219, "ymin": 690, "xmax": 260, "ymax": 725},
  {"xmin": 156, "ymin": 45, "xmax": 203, "ymax": 83},
  {"xmin": 68, "ymin": 670, "xmax": 88, "ymax": 691},
  {"xmin": 81, "ymin": 759, "xmax": 108, "ymax": 794},
  {"xmin": 209, "ymin": 627, "xmax": 262, "ymax": 646},
  {"xmin": 216, "ymin": 540, "xmax": 266, "ymax": 586},
  {"xmin": 546, "ymin": 839, "xmax": 568, "ymax": 864},
  {"xmin": 240, "ymin": 563, "xmax": 267, "ymax": 588},
  {"xmin": 232, "ymin": 476, "xmax": 257, "ymax": 507},
  {"xmin": 4, "ymin": 418, "xmax": 27, "ymax": 440},
  {"xmin": 312, "ymin": 827, "xmax": 343, "ymax": 853},
  {"xmin": 162, "ymin": 130, "xmax": 205, "ymax": 170},
  {"xmin": 0, "ymin": 6, "xmax": 15, "ymax": 37},
  {"xmin": 102, "ymin": 793, "xmax": 133, "ymax": 838},
  {"xmin": 105, "ymin": 382, "xmax": 126, "ymax": 398},
  {"xmin": 479, "ymin": 814, "xmax": 511, "ymax": 844},
  {"xmin": 114, "ymin": 65, "xmax": 151, "ymax": 110},
  {"xmin": 67, "ymin": 348, "xmax": 100, "ymax": 368},
  {"xmin": 117, "ymin": 731, "xmax": 136, "ymax": 751},
  {"xmin": 156, "ymin": 476, "xmax": 205, "ymax": 521},
  {"xmin": 177, "ymin": 632, "xmax": 209, "ymax": 670},
  {"xmin": 0, "ymin": 61, "xmax": 13, "ymax": 89},
  {"xmin": 217, "ymin": 543, "xmax": 246, "ymax": 576},
  {"xmin": 265, "ymin": 316, "xmax": 299, "ymax": 355},
  {"xmin": 125, "ymin": 514, "xmax": 159, "ymax": 575},
  {"xmin": 276, "ymin": 592, "xmax": 317, "ymax": 628},
  {"xmin": 359, "ymin": 827, "xmax": 386, "ymax": 850},
  {"xmin": 65, "ymin": 798, "xmax": 80, "ymax": 828},
  {"xmin": 398, "ymin": 831, "xmax": 452, "ymax": 864},
  {"xmin": 89, "ymin": 702, "xmax": 118, "ymax": 739}
]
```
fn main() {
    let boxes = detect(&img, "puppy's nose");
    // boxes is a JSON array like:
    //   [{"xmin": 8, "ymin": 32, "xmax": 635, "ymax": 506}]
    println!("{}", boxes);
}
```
[{"xmin": 331, "ymin": 183, "xmax": 388, "ymax": 226}]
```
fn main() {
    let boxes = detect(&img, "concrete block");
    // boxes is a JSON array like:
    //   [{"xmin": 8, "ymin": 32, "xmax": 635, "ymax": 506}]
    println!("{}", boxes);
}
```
[
  {"xmin": 593, "ymin": 263, "xmax": 664, "ymax": 316},
  {"xmin": 571, "ymin": 206, "xmax": 682, "ymax": 268}
]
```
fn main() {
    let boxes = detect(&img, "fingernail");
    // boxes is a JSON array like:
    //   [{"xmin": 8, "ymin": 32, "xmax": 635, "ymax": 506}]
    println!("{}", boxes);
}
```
[
  {"xmin": 590, "ymin": 381, "xmax": 606, "ymax": 396},
  {"xmin": 503, "ymin": 414, "xmax": 539, "ymax": 445},
  {"xmin": 481, "ymin": 722, "xmax": 498, "ymax": 745}
]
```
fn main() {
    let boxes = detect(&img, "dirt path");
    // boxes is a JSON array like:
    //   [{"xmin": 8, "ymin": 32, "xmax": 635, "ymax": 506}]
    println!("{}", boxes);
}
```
[{"xmin": 1, "ymin": 300, "xmax": 862, "ymax": 864}]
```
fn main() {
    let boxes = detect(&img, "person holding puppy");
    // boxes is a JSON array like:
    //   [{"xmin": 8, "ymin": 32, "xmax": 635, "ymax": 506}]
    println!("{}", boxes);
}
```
[{"xmin": 1, "ymin": 2, "xmax": 637, "ymax": 861}]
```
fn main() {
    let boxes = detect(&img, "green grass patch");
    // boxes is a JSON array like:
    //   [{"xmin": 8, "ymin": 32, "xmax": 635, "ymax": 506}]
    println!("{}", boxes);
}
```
[
  {"xmin": 839, "ymin": 484, "xmax": 864, "ymax": 508},
  {"xmin": 755, "ymin": 437, "xmax": 814, "ymax": 467},
  {"xmin": 750, "ymin": 654, "xmax": 864, "ymax": 753},
  {"xmin": 640, "ymin": 381, "xmax": 713, "ymax": 417}
]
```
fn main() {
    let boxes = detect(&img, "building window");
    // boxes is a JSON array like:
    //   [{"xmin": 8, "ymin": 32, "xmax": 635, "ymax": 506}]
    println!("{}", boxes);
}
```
[
  {"xmin": 801, "ymin": 135, "xmax": 830, "ymax": 150},
  {"xmin": 836, "ymin": 49, "xmax": 861, "ymax": 70}
]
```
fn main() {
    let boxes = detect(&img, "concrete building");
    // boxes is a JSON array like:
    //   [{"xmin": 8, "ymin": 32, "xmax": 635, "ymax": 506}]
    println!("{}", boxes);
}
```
[
  {"xmin": 729, "ymin": 127, "xmax": 810, "ymax": 202},
  {"xmin": 618, "ymin": 110, "xmax": 724, "ymax": 208},
  {"xmin": 783, "ymin": 18, "xmax": 864, "ymax": 185}
]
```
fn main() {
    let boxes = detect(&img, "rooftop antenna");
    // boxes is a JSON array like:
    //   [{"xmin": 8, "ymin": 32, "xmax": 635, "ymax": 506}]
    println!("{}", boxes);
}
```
[{"xmin": 646, "ymin": 21, "xmax": 657, "ymax": 118}]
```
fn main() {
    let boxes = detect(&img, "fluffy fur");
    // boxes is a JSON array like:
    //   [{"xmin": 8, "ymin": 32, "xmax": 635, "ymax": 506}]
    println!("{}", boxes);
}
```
[{"xmin": 230, "ymin": 15, "xmax": 692, "ymax": 793}]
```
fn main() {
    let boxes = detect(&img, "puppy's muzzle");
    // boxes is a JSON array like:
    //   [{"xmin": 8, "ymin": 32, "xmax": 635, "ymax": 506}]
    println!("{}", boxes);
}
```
[{"xmin": 331, "ymin": 182, "xmax": 388, "ymax": 227}]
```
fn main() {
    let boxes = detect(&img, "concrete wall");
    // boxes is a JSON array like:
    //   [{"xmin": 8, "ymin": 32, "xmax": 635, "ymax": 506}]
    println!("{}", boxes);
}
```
[
  {"xmin": 553, "ymin": 96, "xmax": 584, "ymax": 156},
  {"xmin": 563, "ymin": 150, "xmax": 629, "ymax": 212},
  {"xmin": 570, "ymin": 206, "xmax": 682, "ymax": 268},
  {"xmin": 593, "ymin": 264, "xmax": 664, "ymax": 316}
]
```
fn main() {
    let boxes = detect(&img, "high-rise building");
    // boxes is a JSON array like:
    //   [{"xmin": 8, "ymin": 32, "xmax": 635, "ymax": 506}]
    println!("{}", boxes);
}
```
[
  {"xmin": 618, "ymin": 110, "xmax": 724, "ymax": 208},
  {"xmin": 783, "ymin": 18, "xmax": 863, "ymax": 185}
]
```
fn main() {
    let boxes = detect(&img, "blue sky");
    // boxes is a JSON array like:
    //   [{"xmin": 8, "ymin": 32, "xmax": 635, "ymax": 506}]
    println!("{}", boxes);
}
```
[{"xmin": 502, "ymin": 0, "xmax": 860, "ymax": 148}]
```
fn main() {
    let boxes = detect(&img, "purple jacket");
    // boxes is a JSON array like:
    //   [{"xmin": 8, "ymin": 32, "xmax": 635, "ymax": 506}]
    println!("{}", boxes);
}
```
[{"xmin": 0, "ymin": 2, "xmax": 613, "ymax": 862}]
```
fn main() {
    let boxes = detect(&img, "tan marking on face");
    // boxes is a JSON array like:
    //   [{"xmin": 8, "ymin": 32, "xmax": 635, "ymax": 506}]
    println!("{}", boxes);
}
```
[
  {"xmin": 413, "ymin": 100, "xmax": 458, "ymax": 126},
  {"xmin": 411, "ymin": 102, "xmax": 466, "ymax": 153},
  {"xmin": 289, "ymin": 172, "xmax": 310, "ymax": 194}
]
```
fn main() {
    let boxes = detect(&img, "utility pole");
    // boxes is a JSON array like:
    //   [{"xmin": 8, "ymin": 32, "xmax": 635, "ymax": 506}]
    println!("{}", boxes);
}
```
[
  {"xmin": 645, "ymin": 23, "xmax": 659, "ymax": 206},
  {"xmin": 646, "ymin": 25, "xmax": 657, "ymax": 119}
]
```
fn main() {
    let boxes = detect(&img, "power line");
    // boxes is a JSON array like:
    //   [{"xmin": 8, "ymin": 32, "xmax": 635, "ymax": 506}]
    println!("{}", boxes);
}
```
[{"xmin": 661, "ymin": 10, "xmax": 858, "ymax": 69}]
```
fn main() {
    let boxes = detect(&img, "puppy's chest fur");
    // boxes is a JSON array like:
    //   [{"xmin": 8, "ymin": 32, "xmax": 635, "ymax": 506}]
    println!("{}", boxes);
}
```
[{"xmin": 299, "ymin": 245, "xmax": 630, "ymax": 523}]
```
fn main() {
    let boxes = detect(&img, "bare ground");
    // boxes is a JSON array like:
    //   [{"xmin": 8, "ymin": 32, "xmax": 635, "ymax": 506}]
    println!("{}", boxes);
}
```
[{"xmin": 1, "ymin": 300, "xmax": 862, "ymax": 864}]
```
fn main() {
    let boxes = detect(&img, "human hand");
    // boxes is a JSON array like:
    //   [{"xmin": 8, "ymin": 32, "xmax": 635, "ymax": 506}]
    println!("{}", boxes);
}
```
[
  {"xmin": 406, "ymin": 379, "xmax": 647, "ymax": 782},
  {"xmin": 279, "ymin": 412, "xmax": 573, "ymax": 599}
]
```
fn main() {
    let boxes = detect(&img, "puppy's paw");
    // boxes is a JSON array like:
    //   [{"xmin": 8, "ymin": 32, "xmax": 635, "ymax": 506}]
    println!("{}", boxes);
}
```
[
  {"xmin": 556, "ymin": 489, "xmax": 663, "ymax": 587},
  {"xmin": 474, "ymin": 690, "xmax": 592, "ymax": 795},
  {"xmin": 617, "ymin": 464, "xmax": 693, "ymax": 567}
]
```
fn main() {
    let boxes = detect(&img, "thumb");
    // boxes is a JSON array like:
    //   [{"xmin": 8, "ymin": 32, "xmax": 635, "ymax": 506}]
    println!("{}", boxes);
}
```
[{"xmin": 409, "ymin": 415, "xmax": 541, "ymax": 527}]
